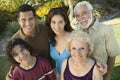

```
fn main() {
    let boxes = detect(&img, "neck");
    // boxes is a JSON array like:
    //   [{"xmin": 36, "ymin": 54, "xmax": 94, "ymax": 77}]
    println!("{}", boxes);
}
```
[
  {"xmin": 56, "ymin": 31, "xmax": 68, "ymax": 39},
  {"xmin": 72, "ymin": 57, "xmax": 89, "ymax": 66},
  {"xmin": 23, "ymin": 27, "xmax": 36, "ymax": 37},
  {"xmin": 20, "ymin": 56, "xmax": 36, "ymax": 70},
  {"xmin": 89, "ymin": 17, "xmax": 95, "ymax": 28}
]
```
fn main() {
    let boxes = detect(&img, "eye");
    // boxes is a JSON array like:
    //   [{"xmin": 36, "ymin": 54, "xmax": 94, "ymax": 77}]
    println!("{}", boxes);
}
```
[
  {"xmin": 60, "ymin": 20, "xmax": 64, "ymax": 23},
  {"xmin": 29, "ymin": 17, "xmax": 33, "ymax": 21},
  {"xmin": 13, "ymin": 53, "xmax": 18, "ymax": 57},
  {"xmin": 72, "ymin": 47, "xmax": 76, "ymax": 50},
  {"xmin": 81, "ymin": 47, "xmax": 85, "ymax": 49},
  {"xmin": 51, "ymin": 21, "xmax": 56, "ymax": 24},
  {"xmin": 21, "ymin": 19, "xmax": 25, "ymax": 23}
]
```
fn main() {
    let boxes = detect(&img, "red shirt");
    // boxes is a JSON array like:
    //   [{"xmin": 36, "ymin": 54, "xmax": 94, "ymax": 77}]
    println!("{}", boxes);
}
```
[{"xmin": 12, "ymin": 56, "xmax": 56, "ymax": 80}]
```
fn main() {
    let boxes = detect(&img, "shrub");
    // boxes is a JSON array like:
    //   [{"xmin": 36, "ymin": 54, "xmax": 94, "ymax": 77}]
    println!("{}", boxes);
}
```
[
  {"xmin": 36, "ymin": 0, "xmax": 62, "ymax": 18},
  {"xmin": 0, "ymin": 15, "xmax": 6, "ymax": 36},
  {"xmin": 7, "ymin": 21, "xmax": 20, "ymax": 36}
]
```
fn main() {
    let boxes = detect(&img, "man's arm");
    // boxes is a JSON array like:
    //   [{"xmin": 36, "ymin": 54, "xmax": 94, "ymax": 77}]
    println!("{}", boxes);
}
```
[{"xmin": 104, "ymin": 56, "xmax": 115, "ymax": 80}]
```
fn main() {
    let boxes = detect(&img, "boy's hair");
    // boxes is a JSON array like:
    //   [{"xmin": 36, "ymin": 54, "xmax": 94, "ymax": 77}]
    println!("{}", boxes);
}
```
[
  {"xmin": 17, "ymin": 4, "xmax": 36, "ymax": 17},
  {"xmin": 4, "ymin": 38, "xmax": 33, "ymax": 66}
]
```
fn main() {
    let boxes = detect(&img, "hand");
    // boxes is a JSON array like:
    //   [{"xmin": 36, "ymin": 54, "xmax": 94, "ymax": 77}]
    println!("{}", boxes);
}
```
[
  {"xmin": 6, "ymin": 72, "xmax": 13, "ymax": 80},
  {"xmin": 96, "ymin": 61, "xmax": 107, "ymax": 75},
  {"xmin": 6, "ymin": 66, "xmax": 14, "ymax": 80}
]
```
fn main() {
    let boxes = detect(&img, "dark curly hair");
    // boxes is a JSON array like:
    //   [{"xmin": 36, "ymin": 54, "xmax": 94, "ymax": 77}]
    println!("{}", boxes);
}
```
[
  {"xmin": 4, "ymin": 38, "xmax": 33, "ymax": 66},
  {"xmin": 46, "ymin": 7, "xmax": 73, "ymax": 46}
]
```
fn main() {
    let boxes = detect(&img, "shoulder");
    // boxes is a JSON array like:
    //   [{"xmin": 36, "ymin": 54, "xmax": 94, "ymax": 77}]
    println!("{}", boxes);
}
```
[
  {"xmin": 11, "ymin": 29, "xmax": 21, "ymax": 39},
  {"xmin": 37, "ymin": 23, "xmax": 47, "ymax": 31},
  {"xmin": 37, "ymin": 56, "xmax": 51, "ymax": 66},
  {"xmin": 96, "ymin": 21, "xmax": 113, "ymax": 32},
  {"xmin": 12, "ymin": 66, "xmax": 22, "ymax": 75},
  {"xmin": 62, "ymin": 58, "xmax": 68, "ymax": 69},
  {"xmin": 38, "ymin": 56, "xmax": 49, "ymax": 62}
]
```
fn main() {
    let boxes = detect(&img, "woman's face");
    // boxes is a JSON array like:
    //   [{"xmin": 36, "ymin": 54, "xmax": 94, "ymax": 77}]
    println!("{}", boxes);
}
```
[
  {"xmin": 70, "ymin": 40, "xmax": 89, "ymax": 60},
  {"xmin": 50, "ymin": 15, "xmax": 66, "ymax": 35},
  {"xmin": 12, "ymin": 45, "xmax": 31, "ymax": 66}
]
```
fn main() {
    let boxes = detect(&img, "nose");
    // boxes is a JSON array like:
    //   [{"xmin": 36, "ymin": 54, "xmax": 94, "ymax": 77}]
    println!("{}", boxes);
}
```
[
  {"xmin": 19, "ymin": 53, "xmax": 24, "ymax": 60},
  {"xmin": 55, "ymin": 23, "xmax": 59, "ymax": 27},
  {"xmin": 26, "ymin": 20, "xmax": 31, "ymax": 26},
  {"xmin": 78, "ymin": 16, "xmax": 86, "ymax": 22},
  {"xmin": 75, "ymin": 49, "xmax": 81, "ymax": 54}
]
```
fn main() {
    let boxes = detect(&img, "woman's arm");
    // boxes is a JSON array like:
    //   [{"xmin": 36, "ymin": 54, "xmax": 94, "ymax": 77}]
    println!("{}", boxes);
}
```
[{"xmin": 60, "ymin": 59, "xmax": 67, "ymax": 80}]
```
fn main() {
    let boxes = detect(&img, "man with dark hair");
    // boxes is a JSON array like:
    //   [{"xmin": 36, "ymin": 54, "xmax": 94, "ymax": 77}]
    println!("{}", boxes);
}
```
[{"xmin": 6, "ymin": 4, "xmax": 54, "ymax": 80}]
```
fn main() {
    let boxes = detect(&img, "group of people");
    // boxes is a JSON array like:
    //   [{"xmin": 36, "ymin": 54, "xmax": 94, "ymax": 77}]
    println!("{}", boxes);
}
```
[{"xmin": 4, "ymin": 1, "xmax": 120, "ymax": 80}]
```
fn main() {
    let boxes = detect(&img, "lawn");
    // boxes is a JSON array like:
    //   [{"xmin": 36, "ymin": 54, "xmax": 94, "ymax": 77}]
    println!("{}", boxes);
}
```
[
  {"xmin": 104, "ymin": 17, "xmax": 120, "ymax": 80},
  {"xmin": 0, "ymin": 56, "xmax": 10, "ymax": 80},
  {"xmin": 0, "ymin": 18, "xmax": 120, "ymax": 80}
]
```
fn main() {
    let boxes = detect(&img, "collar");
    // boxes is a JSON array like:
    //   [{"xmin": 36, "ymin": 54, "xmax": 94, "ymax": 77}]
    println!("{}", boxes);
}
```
[
  {"xmin": 19, "ymin": 25, "xmax": 40, "ymax": 39},
  {"xmin": 91, "ymin": 19, "xmax": 99, "ymax": 31}
]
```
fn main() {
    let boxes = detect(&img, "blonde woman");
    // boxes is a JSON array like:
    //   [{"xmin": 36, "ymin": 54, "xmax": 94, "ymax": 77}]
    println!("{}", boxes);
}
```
[{"xmin": 61, "ymin": 31, "xmax": 103, "ymax": 80}]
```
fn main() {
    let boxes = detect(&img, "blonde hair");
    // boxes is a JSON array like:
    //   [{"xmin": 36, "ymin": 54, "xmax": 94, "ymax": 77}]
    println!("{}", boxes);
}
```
[
  {"xmin": 67, "ymin": 31, "xmax": 93, "ymax": 56},
  {"xmin": 74, "ymin": 1, "xmax": 93, "ymax": 16}
]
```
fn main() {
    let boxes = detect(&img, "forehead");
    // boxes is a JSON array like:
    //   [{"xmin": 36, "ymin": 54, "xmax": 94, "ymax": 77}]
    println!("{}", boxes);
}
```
[
  {"xmin": 71, "ymin": 40, "xmax": 88, "ymax": 47},
  {"xmin": 51, "ymin": 15, "xmax": 64, "ymax": 20},
  {"xmin": 12, "ymin": 45, "xmax": 22, "ymax": 54},
  {"xmin": 18, "ymin": 11, "xmax": 34, "ymax": 18},
  {"xmin": 75, "ymin": 6, "xmax": 89, "ymax": 14}
]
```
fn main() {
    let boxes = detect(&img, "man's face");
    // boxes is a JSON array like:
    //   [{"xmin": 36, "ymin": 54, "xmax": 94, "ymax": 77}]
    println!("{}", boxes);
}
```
[
  {"xmin": 18, "ymin": 11, "xmax": 36, "ymax": 36},
  {"xmin": 75, "ymin": 6, "xmax": 93, "ymax": 29}
]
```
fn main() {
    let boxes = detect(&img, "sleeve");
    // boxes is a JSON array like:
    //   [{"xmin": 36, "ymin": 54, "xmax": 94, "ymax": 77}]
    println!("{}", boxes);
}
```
[
  {"xmin": 12, "ymin": 67, "xmax": 21, "ymax": 80},
  {"xmin": 41, "ymin": 58, "xmax": 56, "ymax": 80},
  {"xmin": 105, "ymin": 26, "xmax": 120, "ymax": 57}
]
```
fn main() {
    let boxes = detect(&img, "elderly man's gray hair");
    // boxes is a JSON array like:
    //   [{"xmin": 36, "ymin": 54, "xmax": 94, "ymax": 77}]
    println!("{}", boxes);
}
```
[{"xmin": 74, "ymin": 1, "xmax": 93, "ymax": 15}]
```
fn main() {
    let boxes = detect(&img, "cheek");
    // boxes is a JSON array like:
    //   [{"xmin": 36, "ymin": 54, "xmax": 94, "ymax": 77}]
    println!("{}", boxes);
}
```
[
  {"xmin": 70, "ymin": 49, "xmax": 76, "ymax": 54},
  {"xmin": 50, "ymin": 23, "xmax": 54, "ymax": 28},
  {"xmin": 50, "ymin": 25, "xmax": 54, "ymax": 31},
  {"xmin": 18, "ymin": 21, "xmax": 24, "ymax": 28}
]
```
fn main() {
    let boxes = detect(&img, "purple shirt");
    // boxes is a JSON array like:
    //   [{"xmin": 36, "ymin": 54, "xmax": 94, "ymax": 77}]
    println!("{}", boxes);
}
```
[{"xmin": 64, "ymin": 58, "xmax": 95, "ymax": 80}]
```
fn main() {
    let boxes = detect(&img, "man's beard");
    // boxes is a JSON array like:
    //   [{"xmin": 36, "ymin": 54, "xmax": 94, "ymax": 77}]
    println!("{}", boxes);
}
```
[{"xmin": 78, "ymin": 12, "xmax": 93, "ymax": 29}]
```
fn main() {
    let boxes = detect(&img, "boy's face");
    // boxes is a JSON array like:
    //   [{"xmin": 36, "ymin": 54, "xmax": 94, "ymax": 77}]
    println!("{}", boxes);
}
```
[
  {"xmin": 18, "ymin": 11, "xmax": 36, "ymax": 36},
  {"xmin": 12, "ymin": 45, "xmax": 31, "ymax": 66}
]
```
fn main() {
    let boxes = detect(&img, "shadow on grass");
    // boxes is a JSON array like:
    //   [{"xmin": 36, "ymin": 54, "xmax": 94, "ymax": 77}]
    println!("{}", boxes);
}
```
[{"xmin": 111, "ymin": 65, "xmax": 120, "ymax": 80}]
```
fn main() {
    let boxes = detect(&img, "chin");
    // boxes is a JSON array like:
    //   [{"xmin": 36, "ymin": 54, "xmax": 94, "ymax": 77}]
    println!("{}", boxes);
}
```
[{"xmin": 80, "ymin": 13, "xmax": 93, "ymax": 29}]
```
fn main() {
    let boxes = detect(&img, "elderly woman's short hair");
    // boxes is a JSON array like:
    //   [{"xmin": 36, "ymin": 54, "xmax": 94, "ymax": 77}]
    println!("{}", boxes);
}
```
[{"xmin": 67, "ymin": 31, "xmax": 93, "ymax": 56}]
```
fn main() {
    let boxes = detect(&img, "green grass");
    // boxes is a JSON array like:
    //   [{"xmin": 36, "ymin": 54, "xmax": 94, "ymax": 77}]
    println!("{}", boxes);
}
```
[
  {"xmin": 110, "ymin": 21, "xmax": 120, "ymax": 80},
  {"xmin": 0, "ymin": 56, "xmax": 10, "ymax": 80}
]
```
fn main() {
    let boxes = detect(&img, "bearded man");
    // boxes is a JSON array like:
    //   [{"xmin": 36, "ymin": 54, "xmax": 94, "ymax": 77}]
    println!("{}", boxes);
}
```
[{"xmin": 73, "ymin": 1, "xmax": 120, "ymax": 80}]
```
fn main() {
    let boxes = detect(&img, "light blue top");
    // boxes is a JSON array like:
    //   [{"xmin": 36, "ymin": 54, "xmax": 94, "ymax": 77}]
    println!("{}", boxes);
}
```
[{"xmin": 50, "ymin": 43, "xmax": 70, "ymax": 74}]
